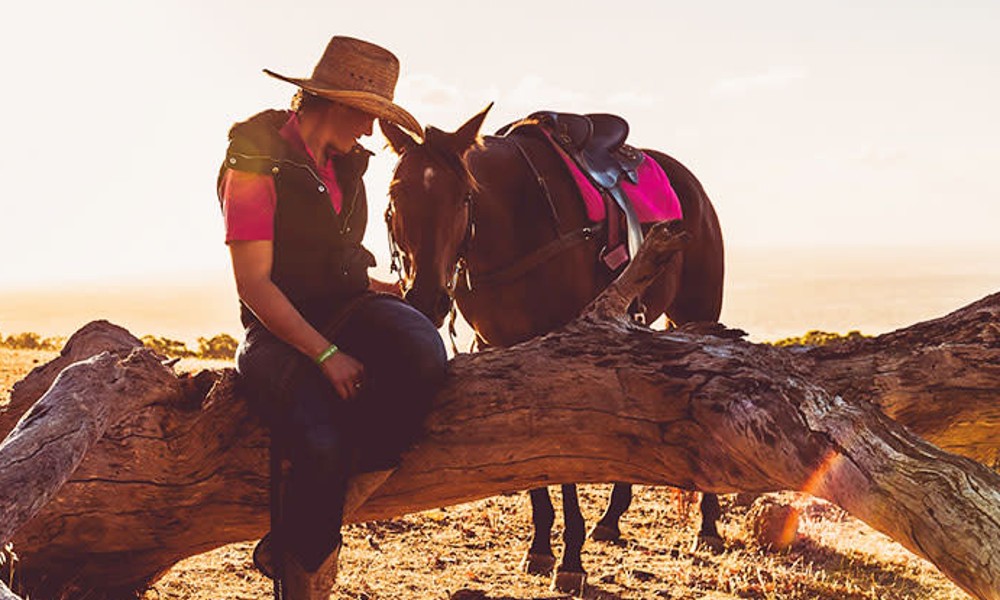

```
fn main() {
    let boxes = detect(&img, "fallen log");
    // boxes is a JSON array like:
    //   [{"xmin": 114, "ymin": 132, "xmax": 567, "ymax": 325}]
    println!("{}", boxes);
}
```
[
  {"xmin": 1, "ymin": 222, "xmax": 998, "ymax": 599},
  {"xmin": 0, "ymin": 581, "xmax": 19, "ymax": 600}
]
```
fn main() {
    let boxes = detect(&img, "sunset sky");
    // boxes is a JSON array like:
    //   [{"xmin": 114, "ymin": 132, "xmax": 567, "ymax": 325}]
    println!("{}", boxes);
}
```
[{"xmin": 1, "ymin": 1, "xmax": 998, "ymax": 339}]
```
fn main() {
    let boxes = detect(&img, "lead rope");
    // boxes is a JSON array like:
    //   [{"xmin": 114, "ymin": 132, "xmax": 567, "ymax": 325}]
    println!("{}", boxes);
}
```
[
  {"xmin": 384, "ymin": 205, "xmax": 405, "ymax": 287},
  {"xmin": 446, "ymin": 259, "xmax": 464, "ymax": 355},
  {"xmin": 444, "ymin": 193, "xmax": 475, "ymax": 355},
  {"xmin": 447, "ymin": 304, "xmax": 460, "ymax": 355}
]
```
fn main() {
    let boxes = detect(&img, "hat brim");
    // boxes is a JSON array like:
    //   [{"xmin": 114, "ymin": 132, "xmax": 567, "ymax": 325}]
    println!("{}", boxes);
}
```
[{"xmin": 264, "ymin": 69, "xmax": 423, "ymax": 138}]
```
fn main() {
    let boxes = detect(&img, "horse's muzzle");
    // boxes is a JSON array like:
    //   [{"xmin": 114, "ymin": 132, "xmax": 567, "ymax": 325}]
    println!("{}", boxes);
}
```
[{"xmin": 404, "ymin": 285, "xmax": 452, "ymax": 328}]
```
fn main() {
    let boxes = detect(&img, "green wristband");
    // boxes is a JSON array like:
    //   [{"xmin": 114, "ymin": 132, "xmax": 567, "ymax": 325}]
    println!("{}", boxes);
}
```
[{"xmin": 314, "ymin": 343, "xmax": 339, "ymax": 365}]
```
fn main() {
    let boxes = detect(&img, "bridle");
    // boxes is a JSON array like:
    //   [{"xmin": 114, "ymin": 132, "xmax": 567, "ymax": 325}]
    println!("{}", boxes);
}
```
[{"xmin": 385, "ymin": 186, "xmax": 476, "ymax": 352}]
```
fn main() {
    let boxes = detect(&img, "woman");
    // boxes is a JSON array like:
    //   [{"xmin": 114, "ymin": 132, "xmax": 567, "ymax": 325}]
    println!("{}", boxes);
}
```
[{"xmin": 217, "ymin": 36, "xmax": 446, "ymax": 599}]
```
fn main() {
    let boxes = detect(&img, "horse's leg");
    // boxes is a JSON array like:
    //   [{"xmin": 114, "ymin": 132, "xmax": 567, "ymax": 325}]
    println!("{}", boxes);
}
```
[
  {"xmin": 573, "ymin": 251, "xmax": 682, "ymax": 549},
  {"xmin": 694, "ymin": 493, "xmax": 725, "ymax": 552},
  {"xmin": 643, "ymin": 251, "xmax": 727, "ymax": 554},
  {"xmin": 522, "ymin": 487, "xmax": 557, "ymax": 576},
  {"xmin": 553, "ymin": 484, "xmax": 587, "ymax": 595},
  {"xmin": 589, "ymin": 483, "xmax": 632, "ymax": 542}
]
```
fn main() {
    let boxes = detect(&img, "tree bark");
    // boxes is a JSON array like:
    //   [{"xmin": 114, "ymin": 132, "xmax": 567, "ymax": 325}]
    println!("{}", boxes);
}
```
[
  {"xmin": 0, "ymin": 581, "xmax": 20, "ymax": 600},
  {"xmin": 1, "ymin": 222, "xmax": 998, "ymax": 599}
]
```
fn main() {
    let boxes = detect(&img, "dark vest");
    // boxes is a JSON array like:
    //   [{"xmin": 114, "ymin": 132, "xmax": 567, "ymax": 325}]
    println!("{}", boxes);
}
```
[{"xmin": 218, "ymin": 110, "xmax": 375, "ymax": 330}]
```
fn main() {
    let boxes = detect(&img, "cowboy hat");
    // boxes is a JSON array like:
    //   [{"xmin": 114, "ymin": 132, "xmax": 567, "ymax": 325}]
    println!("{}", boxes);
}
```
[{"xmin": 264, "ymin": 36, "xmax": 423, "ymax": 137}]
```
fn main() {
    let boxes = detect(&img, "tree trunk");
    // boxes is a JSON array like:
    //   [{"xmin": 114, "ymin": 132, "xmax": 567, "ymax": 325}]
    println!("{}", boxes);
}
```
[{"xmin": 1, "ymin": 222, "xmax": 998, "ymax": 599}]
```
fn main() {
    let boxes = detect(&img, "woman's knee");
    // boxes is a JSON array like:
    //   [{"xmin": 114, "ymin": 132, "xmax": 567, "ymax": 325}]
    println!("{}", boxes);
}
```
[
  {"xmin": 395, "ymin": 313, "xmax": 448, "ymax": 384},
  {"xmin": 365, "ymin": 302, "xmax": 447, "ymax": 386},
  {"xmin": 407, "ymin": 339, "xmax": 448, "ymax": 388}
]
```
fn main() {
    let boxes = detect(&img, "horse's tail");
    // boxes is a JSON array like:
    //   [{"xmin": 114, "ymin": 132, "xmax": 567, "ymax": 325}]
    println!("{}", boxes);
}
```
[{"xmin": 643, "ymin": 149, "xmax": 725, "ymax": 324}]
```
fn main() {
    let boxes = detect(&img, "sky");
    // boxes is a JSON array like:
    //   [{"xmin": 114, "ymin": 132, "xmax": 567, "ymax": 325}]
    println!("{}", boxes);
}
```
[{"xmin": 1, "ymin": 0, "xmax": 998, "ymax": 291}]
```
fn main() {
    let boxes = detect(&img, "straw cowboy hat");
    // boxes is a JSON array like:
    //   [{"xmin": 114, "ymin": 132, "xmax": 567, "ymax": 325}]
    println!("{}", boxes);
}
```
[{"xmin": 265, "ymin": 36, "xmax": 423, "ymax": 137}]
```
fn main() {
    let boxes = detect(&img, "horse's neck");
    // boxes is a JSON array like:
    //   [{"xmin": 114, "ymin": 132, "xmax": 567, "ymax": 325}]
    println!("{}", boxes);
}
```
[
  {"xmin": 465, "ymin": 136, "xmax": 565, "ymax": 272},
  {"xmin": 456, "ymin": 136, "xmax": 607, "ymax": 347},
  {"xmin": 468, "ymin": 137, "xmax": 584, "ymax": 271}
]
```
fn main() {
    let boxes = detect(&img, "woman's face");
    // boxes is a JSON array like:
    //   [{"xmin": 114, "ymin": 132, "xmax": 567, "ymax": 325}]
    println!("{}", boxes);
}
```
[{"xmin": 323, "ymin": 102, "xmax": 376, "ymax": 155}]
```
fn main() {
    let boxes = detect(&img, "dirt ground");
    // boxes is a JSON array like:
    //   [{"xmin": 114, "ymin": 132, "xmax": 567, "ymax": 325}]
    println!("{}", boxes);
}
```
[
  {"xmin": 142, "ymin": 488, "xmax": 967, "ymax": 600},
  {"xmin": 1, "ymin": 349, "xmax": 971, "ymax": 599}
]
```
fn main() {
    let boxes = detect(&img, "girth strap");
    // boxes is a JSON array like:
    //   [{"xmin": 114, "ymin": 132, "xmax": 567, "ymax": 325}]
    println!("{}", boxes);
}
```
[{"xmin": 461, "ymin": 223, "xmax": 604, "ymax": 289}]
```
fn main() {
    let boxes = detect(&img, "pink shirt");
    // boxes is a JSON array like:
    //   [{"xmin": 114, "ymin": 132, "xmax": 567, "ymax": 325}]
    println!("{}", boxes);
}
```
[{"xmin": 221, "ymin": 114, "xmax": 344, "ymax": 242}]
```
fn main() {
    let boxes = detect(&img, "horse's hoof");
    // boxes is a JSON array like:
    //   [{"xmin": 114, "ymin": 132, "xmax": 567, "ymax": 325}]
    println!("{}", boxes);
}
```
[
  {"xmin": 691, "ymin": 533, "xmax": 725, "ymax": 554},
  {"xmin": 552, "ymin": 570, "xmax": 587, "ymax": 596},
  {"xmin": 521, "ymin": 551, "xmax": 556, "ymax": 576},
  {"xmin": 588, "ymin": 523, "xmax": 621, "ymax": 542}
]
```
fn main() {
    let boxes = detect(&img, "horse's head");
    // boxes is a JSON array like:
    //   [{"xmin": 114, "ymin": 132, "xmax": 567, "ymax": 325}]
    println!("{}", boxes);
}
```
[{"xmin": 381, "ymin": 104, "xmax": 492, "ymax": 327}]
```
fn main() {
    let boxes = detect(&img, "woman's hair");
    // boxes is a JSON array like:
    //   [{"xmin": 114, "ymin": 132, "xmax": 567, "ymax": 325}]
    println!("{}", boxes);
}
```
[{"xmin": 291, "ymin": 90, "xmax": 332, "ymax": 115}]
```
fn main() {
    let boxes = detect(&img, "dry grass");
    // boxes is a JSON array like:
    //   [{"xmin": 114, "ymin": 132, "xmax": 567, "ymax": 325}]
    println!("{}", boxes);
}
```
[
  {"xmin": 1, "ymin": 349, "xmax": 970, "ymax": 599},
  {"xmin": 0, "ymin": 348, "xmax": 58, "ymax": 405},
  {"xmin": 143, "ymin": 489, "xmax": 966, "ymax": 600}
]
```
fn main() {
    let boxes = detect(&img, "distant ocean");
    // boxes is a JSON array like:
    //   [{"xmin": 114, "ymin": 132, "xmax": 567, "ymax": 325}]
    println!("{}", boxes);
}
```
[
  {"xmin": 724, "ymin": 245, "xmax": 1000, "ymax": 341},
  {"xmin": 2, "ymin": 245, "xmax": 998, "ymax": 346}
]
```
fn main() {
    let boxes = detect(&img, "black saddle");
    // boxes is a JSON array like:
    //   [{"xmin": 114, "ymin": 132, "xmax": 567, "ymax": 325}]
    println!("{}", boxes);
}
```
[{"xmin": 497, "ymin": 111, "xmax": 643, "ymax": 190}]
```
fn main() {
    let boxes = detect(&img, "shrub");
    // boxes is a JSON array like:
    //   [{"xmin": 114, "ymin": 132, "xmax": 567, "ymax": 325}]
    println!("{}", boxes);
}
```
[
  {"xmin": 197, "ymin": 334, "xmax": 239, "ymax": 360},
  {"xmin": 1, "ymin": 332, "xmax": 65, "ymax": 351},
  {"xmin": 769, "ymin": 329, "xmax": 870, "ymax": 348},
  {"xmin": 141, "ymin": 335, "xmax": 196, "ymax": 358}
]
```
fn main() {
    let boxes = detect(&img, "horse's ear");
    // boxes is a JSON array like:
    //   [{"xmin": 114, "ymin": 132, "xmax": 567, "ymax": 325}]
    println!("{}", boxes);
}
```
[
  {"xmin": 451, "ymin": 102, "xmax": 493, "ymax": 156},
  {"xmin": 380, "ymin": 120, "xmax": 420, "ymax": 155}
]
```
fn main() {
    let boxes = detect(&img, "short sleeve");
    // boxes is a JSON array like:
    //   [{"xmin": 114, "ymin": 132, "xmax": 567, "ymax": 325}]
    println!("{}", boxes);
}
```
[{"xmin": 220, "ymin": 169, "xmax": 277, "ymax": 242}]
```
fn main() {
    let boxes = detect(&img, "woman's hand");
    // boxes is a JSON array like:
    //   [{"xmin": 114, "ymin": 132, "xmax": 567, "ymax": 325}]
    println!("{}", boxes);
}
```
[
  {"xmin": 319, "ymin": 350, "xmax": 366, "ymax": 400},
  {"xmin": 230, "ymin": 241, "xmax": 367, "ymax": 401}
]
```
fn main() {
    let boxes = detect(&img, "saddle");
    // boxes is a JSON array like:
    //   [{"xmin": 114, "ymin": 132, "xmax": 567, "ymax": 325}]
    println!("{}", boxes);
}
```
[{"xmin": 497, "ymin": 111, "xmax": 646, "ymax": 270}]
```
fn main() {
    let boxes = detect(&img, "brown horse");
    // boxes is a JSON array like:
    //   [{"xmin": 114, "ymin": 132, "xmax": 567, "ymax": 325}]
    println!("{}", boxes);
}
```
[{"xmin": 381, "ymin": 105, "xmax": 725, "ymax": 592}]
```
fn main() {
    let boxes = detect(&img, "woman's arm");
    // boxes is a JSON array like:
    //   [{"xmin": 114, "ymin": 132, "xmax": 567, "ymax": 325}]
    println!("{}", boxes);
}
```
[{"xmin": 229, "ymin": 239, "xmax": 364, "ymax": 400}]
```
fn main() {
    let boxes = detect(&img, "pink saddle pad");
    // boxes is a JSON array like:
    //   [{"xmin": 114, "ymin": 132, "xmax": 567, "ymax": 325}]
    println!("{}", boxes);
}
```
[{"xmin": 551, "ymin": 141, "xmax": 683, "ymax": 223}]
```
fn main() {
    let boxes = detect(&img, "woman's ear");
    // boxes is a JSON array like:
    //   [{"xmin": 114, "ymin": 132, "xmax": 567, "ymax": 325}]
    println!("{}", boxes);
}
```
[{"xmin": 380, "ymin": 120, "xmax": 420, "ymax": 155}]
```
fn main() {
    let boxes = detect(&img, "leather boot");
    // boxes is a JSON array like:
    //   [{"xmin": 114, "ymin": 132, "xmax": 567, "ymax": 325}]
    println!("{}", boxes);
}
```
[{"xmin": 282, "ymin": 544, "xmax": 340, "ymax": 600}]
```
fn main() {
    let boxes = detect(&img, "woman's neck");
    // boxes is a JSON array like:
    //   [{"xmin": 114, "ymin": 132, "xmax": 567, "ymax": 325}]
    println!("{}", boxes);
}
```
[{"xmin": 296, "ymin": 111, "xmax": 330, "ymax": 165}]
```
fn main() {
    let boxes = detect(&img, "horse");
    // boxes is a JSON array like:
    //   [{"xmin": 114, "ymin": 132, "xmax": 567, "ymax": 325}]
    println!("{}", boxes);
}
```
[{"xmin": 380, "ymin": 104, "xmax": 725, "ymax": 593}]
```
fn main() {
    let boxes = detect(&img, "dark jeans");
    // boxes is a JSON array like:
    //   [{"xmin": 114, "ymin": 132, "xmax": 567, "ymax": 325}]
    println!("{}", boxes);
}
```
[{"xmin": 237, "ymin": 296, "xmax": 447, "ymax": 571}]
